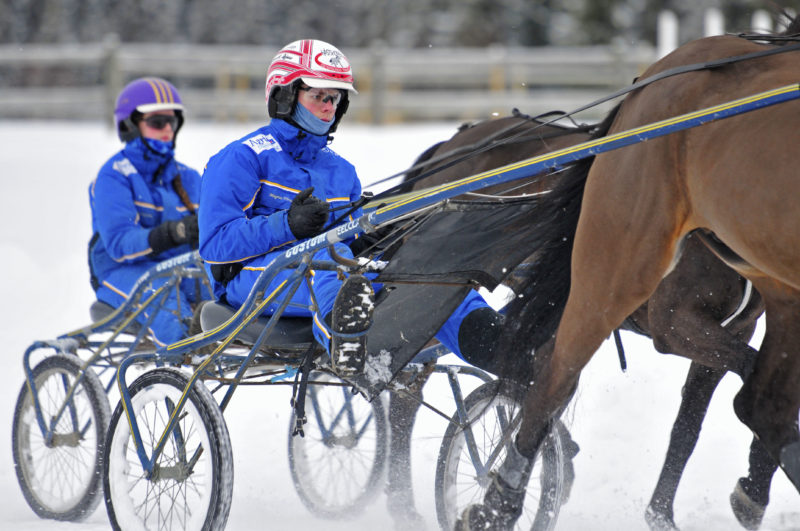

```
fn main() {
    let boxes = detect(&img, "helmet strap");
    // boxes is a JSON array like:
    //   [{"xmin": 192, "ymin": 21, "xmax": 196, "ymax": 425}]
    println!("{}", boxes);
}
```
[
  {"xmin": 268, "ymin": 81, "xmax": 299, "ymax": 120},
  {"xmin": 119, "ymin": 115, "xmax": 141, "ymax": 143}
]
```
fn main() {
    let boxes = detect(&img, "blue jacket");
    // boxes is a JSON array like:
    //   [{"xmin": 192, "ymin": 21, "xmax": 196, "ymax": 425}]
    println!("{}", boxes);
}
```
[
  {"xmin": 199, "ymin": 119, "xmax": 362, "ymax": 297},
  {"xmin": 88, "ymin": 138, "xmax": 201, "ymax": 288}
]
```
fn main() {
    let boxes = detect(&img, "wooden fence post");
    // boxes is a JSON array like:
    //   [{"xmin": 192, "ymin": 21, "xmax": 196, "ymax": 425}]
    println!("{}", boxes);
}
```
[
  {"xmin": 704, "ymin": 8, "xmax": 724, "ymax": 37},
  {"xmin": 657, "ymin": 10, "xmax": 678, "ymax": 59},
  {"xmin": 102, "ymin": 33, "xmax": 121, "ymax": 131},
  {"xmin": 369, "ymin": 40, "xmax": 386, "ymax": 125},
  {"xmin": 751, "ymin": 9, "xmax": 772, "ymax": 32}
]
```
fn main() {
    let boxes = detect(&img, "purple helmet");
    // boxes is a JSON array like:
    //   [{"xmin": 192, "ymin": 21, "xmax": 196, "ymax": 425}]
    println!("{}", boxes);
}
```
[{"xmin": 114, "ymin": 77, "xmax": 185, "ymax": 142}]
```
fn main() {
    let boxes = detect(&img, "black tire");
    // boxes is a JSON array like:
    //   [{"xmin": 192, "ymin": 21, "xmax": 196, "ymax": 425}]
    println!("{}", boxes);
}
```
[
  {"xmin": 435, "ymin": 379, "xmax": 566, "ymax": 531},
  {"xmin": 288, "ymin": 372, "xmax": 387, "ymax": 519},
  {"xmin": 12, "ymin": 354, "xmax": 111, "ymax": 521},
  {"xmin": 103, "ymin": 367, "xmax": 233, "ymax": 530}
]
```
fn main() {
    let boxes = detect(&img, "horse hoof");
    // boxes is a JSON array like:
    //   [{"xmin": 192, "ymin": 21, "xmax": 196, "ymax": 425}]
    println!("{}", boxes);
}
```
[
  {"xmin": 730, "ymin": 481, "xmax": 765, "ymax": 530},
  {"xmin": 779, "ymin": 441, "xmax": 800, "ymax": 491},
  {"xmin": 454, "ymin": 473, "xmax": 525, "ymax": 531},
  {"xmin": 455, "ymin": 503, "xmax": 513, "ymax": 531},
  {"xmin": 644, "ymin": 505, "xmax": 679, "ymax": 531}
]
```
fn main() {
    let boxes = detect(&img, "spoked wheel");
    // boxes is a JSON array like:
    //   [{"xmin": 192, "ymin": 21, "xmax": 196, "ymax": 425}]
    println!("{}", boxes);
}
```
[
  {"xmin": 12, "ymin": 353, "xmax": 110, "ymax": 521},
  {"xmin": 288, "ymin": 371, "xmax": 387, "ymax": 519},
  {"xmin": 103, "ymin": 367, "xmax": 233, "ymax": 531},
  {"xmin": 435, "ymin": 379, "xmax": 566, "ymax": 531}
]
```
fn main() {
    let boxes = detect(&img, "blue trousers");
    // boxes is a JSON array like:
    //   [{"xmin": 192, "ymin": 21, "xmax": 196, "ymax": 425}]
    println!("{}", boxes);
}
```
[
  {"xmin": 96, "ymin": 263, "xmax": 208, "ymax": 346},
  {"xmin": 223, "ymin": 243, "xmax": 489, "ymax": 359}
]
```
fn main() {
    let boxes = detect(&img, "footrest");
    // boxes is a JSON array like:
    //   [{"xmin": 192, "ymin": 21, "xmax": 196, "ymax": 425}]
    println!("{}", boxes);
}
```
[{"xmin": 199, "ymin": 302, "xmax": 314, "ymax": 347}]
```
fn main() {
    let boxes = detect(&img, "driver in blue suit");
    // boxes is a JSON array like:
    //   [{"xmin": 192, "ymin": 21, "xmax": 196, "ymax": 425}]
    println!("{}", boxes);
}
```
[
  {"xmin": 89, "ymin": 77, "xmax": 207, "ymax": 346},
  {"xmin": 199, "ymin": 39, "xmax": 501, "ymax": 372}
]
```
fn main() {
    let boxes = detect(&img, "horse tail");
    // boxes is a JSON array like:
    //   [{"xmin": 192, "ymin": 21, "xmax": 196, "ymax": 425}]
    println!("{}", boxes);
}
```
[
  {"xmin": 497, "ymin": 158, "xmax": 592, "ymax": 352},
  {"xmin": 496, "ymin": 103, "xmax": 621, "ymax": 356}
]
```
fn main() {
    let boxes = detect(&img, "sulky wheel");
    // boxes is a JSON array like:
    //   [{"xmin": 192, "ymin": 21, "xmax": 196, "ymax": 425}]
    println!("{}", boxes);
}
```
[
  {"xmin": 435, "ymin": 378, "xmax": 567, "ymax": 531},
  {"xmin": 103, "ymin": 367, "xmax": 233, "ymax": 530},
  {"xmin": 12, "ymin": 353, "xmax": 110, "ymax": 521},
  {"xmin": 288, "ymin": 371, "xmax": 388, "ymax": 519}
]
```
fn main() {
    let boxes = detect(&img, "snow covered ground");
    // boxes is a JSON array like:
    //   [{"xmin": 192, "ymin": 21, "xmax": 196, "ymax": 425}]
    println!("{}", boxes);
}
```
[{"xmin": 1, "ymin": 120, "xmax": 798, "ymax": 530}]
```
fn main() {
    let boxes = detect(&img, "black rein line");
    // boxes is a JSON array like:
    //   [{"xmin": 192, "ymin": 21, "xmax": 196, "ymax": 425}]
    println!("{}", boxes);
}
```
[{"xmin": 328, "ymin": 39, "xmax": 800, "ymax": 231}]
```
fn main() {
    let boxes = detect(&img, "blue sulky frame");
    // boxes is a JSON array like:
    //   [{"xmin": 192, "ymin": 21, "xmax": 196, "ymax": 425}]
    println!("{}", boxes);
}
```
[
  {"xmin": 113, "ymin": 83, "xmax": 800, "ymax": 478},
  {"xmin": 20, "ymin": 250, "xmax": 207, "ymax": 445}
]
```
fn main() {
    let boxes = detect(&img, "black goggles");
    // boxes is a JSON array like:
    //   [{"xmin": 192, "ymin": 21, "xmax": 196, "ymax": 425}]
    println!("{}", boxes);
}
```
[{"xmin": 142, "ymin": 114, "xmax": 179, "ymax": 130}]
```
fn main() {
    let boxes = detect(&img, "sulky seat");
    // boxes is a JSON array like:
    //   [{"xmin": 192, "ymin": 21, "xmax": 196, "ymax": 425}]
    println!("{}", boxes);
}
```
[{"xmin": 199, "ymin": 301, "xmax": 314, "ymax": 348}]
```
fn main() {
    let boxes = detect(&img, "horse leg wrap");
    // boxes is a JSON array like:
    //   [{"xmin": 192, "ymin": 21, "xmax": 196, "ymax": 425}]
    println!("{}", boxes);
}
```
[
  {"xmin": 456, "ymin": 473, "xmax": 527, "ymax": 531},
  {"xmin": 497, "ymin": 437, "xmax": 535, "ymax": 490},
  {"xmin": 455, "ymin": 440, "xmax": 533, "ymax": 531}
]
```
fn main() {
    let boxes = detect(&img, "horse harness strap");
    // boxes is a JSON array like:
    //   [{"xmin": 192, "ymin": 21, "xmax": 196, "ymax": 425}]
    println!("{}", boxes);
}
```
[
  {"xmin": 553, "ymin": 41, "xmax": 800, "ymax": 126},
  {"xmin": 721, "ymin": 278, "xmax": 754, "ymax": 328},
  {"xmin": 362, "ymin": 42, "xmax": 800, "ymax": 217}
]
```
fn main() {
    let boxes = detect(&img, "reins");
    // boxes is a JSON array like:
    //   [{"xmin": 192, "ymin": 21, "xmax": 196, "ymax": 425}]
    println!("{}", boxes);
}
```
[
  {"xmin": 364, "ymin": 111, "xmax": 591, "ymax": 195},
  {"xmin": 328, "ymin": 38, "xmax": 800, "ymax": 230},
  {"xmin": 326, "ymin": 113, "xmax": 593, "ymax": 228}
]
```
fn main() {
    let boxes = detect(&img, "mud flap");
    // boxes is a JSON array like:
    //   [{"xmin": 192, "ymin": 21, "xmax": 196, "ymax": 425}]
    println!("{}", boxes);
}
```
[
  {"xmin": 779, "ymin": 441, "xmax": 800, "ymax": 492},
  {"xmin": 345, "ymin": 283, "xmax": 471, "ymax": 401}
]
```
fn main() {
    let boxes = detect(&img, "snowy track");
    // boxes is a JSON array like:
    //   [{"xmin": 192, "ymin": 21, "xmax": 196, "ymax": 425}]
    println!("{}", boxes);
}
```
[{"xmin": 2, "ymin": 121, "xmax": 798, "ymax": 530}]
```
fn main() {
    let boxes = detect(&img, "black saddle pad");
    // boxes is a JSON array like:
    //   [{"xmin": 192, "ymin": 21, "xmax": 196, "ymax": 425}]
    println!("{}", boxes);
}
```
[{"xmin": 199, "ymin": 301, "xmax": 314, "ymax": 347}]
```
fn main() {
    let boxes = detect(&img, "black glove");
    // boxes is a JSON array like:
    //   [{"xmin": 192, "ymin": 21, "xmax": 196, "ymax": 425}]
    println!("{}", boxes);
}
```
[
  {"xmin": 287, "ymin": 187, "xmax": 329, "ymax": 239},
  {"xmin": 148, "ymin": 214, "xmax": 199, "ymax": 254},
  {"xmin": 349, "ymin": 222, "xmax": 400, "ymax": 258}
]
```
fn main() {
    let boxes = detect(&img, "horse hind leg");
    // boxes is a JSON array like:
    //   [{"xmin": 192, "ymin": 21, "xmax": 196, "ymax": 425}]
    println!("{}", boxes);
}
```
[
  {"xmin": 730, "ymin": 438, "xmax": 778, "ymax": 530},
  {"xmin": 734, "ymin": 287, "xmax": 800, "ymax": 493},
  {"xmin": 645, "ymin": 363, "xmax": 725, "ymax": 531}
]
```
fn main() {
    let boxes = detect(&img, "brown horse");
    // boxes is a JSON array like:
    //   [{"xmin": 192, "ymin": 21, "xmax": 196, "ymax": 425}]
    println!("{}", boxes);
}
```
[
  {"xmin": 456, "ymin": 22, "xmax": 800, "ymax": 531},
  {"xmin": 382, "ymin": 112, "xmax": 772, "ymax": 530}
]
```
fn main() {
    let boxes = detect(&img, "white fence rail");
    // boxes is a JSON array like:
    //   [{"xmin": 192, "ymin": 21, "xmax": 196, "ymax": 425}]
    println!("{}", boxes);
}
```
[
  {"xmin": 0, "ymin": 38, "xmax": 656, "ymax": 125},
  {"xmin": 0, "ymin": 8, "xmax": 779, "ymax": 125}
]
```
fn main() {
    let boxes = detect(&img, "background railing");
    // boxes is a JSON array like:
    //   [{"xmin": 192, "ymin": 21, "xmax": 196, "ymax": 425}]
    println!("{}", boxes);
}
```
[
  {"xmin": 0, "ymin": 38, "xmax": 656, "ymax": 125},
  {"xmin": 0, "ymin": 8, "xmax": 780, "ymax": 125}
]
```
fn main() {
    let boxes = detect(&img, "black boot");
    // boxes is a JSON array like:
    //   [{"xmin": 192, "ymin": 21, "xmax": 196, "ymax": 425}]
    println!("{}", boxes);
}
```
[
  {"xmin": 330, "ymin": 274, "xmax": 374, "ymax": 375},
  {"xmin": 458, "ymin": 306, "xmax": 504, "ymax": 374}
]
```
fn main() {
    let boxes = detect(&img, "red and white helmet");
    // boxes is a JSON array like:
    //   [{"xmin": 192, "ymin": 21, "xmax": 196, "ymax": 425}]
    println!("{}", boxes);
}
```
[{"xmin": 265, "ymin": 39, "xmax": 357, "ymax": 131}]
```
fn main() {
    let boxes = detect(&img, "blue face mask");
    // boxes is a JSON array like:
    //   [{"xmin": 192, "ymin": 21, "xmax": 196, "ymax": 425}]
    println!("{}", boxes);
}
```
[
  {"xmin": 291, "ymin": 102, "xmax": 333, "ymax": 136},
  {"xmin": 145, "ymin": 138, "xmax": 175, "ymax": 156}
]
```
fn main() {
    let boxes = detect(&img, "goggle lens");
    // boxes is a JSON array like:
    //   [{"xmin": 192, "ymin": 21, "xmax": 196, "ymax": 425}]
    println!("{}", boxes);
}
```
[
  {"xmin": 143, "ymin": 115, "xmax": 179, "ymax": 130},
  {"xmin": 300, "ymin": 87, "xmax": 342, "ymax": 106}
]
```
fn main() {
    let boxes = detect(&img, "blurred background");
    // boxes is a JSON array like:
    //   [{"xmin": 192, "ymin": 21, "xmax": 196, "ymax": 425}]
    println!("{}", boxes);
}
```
[{"xmin": 1, "ymin": 0, "xmax": 796, "ymax": 125}]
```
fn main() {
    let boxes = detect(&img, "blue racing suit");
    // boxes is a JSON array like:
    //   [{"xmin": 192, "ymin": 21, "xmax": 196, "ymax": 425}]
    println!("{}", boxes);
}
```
[
  {"xmin": 199, "ymin": 118, "xmax": 487, "ymax": 358},
  {"xmin": 88, "ymin": 137, "xmax": 205, "ymax": 345}
]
